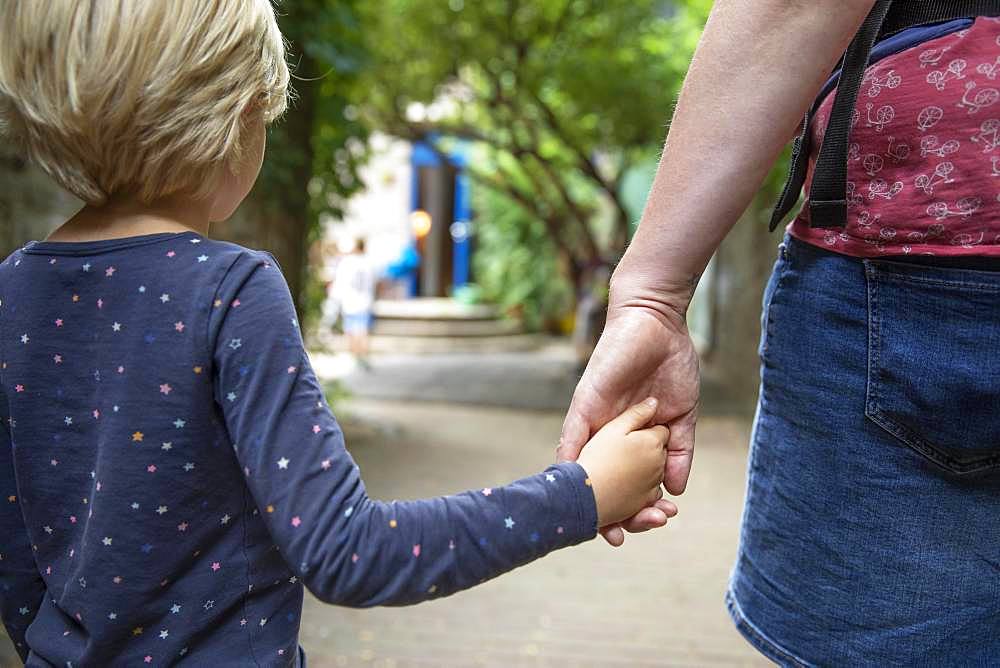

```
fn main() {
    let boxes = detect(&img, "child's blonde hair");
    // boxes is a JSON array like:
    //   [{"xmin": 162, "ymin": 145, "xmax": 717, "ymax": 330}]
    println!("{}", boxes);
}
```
[{"xmin": 0, "ymin": 0, "xmax": 290, "ymax": 206}]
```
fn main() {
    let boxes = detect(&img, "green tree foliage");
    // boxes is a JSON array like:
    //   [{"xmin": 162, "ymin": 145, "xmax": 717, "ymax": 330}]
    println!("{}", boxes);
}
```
[
  {"xmin": 358, "ymin": 0, "xmax": 707, "ymax": 283},
  {"xmin": 473, "ymin": 188, "xmax": 573, "ymax": 331},
  {"xmin": 260, "ymin": 0, "xmax": 370, "ymax": 218},
  {"xmin": 242, "ymin": 0, "xmax": 370, "ymax": 318},
  {"xmin": 250, "ymin": 0, "xmax": 785, "ymax": 331},
  {"xmin": 351, "ymin": 0, "xmax": 719, "ymax": 327}
]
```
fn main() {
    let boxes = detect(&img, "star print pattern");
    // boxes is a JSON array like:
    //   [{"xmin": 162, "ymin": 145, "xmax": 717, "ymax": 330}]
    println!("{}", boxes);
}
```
[{"xmin": 0, "ymin": 232, "xmax": 597, "ymax": 665}]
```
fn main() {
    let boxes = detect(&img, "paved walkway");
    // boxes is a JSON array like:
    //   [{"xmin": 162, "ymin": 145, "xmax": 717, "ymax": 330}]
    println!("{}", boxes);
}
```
[
  {"xmin": 310, "ymin": 345, "xmax": 583, "ymax": 412},
  {"xmin": 298, "ymin": 399, "xmax": 766, "ymax": 667}
]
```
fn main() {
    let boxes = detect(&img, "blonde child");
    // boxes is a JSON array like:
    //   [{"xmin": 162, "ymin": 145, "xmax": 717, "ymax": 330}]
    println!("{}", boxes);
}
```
[{"xmin": 0, "ymin": 2, "xmax": 674, "ymax": 665}]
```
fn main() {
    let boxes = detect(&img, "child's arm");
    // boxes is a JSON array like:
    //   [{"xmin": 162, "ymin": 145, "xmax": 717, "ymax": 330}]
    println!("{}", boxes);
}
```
[
  {"xmin": 211, "ymin": 253, "xmax": 593, "ymax": 607},
  {"xmin": 0, "ymin": 390, "xmax": 47, "ymax": 661},
  {"xmin": 209, "ymin": 252, "xmax": 668, "ymax": 607}
]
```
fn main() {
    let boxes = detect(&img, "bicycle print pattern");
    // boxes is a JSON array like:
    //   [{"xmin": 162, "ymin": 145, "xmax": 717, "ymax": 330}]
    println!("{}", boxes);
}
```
[{"xmin": 792, "ymin": 18, "xmax": 1000, "ymax": 256}]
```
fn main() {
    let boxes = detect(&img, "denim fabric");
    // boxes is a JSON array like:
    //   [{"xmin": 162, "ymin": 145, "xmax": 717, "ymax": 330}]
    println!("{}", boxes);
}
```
[{"xmin": 728, "ymin": 236, "xmax": 1000, "ymax": 666}]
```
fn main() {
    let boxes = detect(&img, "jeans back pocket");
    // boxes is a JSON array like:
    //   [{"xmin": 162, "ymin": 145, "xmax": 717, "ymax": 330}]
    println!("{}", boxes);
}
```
[{"xmin": 865, "ymin": 259, "xmax": 1000, "ymax": 475}]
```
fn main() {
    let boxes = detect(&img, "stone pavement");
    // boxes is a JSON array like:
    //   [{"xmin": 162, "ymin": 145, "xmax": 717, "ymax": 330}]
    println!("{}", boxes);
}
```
[
  {"xmin": 298, "ymin": 399, "xmax": 767, "ymax": 667},
  {"xmin": 309, "ymin": 343, "xmax": 582, "ymax": 412},
  {"xmin": 309, "ymin": 342, "xmax": 754, "ymax": 416}
]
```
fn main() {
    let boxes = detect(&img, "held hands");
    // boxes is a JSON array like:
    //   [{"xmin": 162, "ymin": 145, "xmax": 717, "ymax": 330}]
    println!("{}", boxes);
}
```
[
  {"xmin": 559, "ymin": 305, "xmax": 700, "ymax": 545},
  {"xmin": 577, "ymin": 398, "xmax": 676, "ymax": 527}
]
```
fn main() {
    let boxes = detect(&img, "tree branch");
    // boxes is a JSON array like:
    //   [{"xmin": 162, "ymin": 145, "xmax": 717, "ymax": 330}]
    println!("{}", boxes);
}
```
[
  {"xmin": 479, "ymin": 67, "xmax": 602, "ymax": 263},
  {"xmin": 467, "ymin": 164, "xmax": 582, "ymax": 266},
  {"xmin": 523, "ymin": 87, "xmax": 633, "ymax": 249}
]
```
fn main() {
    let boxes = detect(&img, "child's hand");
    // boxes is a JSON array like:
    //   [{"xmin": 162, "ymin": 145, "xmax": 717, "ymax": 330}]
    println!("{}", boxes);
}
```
[{"xmin": 577, "ymin": 398, "xmax": 671, "ymax": 527}]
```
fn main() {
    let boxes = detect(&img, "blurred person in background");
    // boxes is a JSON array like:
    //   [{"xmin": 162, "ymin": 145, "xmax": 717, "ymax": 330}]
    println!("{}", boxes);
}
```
[
  {"xmin": 332, "ymin": 237, "xmax": 376, "ymax": 361},
  {"xmin": 316, "ymin": 239, "xmax": 342, "ymax": 346}
]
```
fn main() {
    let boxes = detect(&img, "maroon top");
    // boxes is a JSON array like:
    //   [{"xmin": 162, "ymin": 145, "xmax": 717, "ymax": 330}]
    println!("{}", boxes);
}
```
[{"xmin": 790, "ymin": 17, "xmax": 1000, "ymax": 256}]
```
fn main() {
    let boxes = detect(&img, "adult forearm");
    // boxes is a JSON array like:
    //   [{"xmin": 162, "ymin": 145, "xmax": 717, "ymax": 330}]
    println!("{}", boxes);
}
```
[{"xmin": 613, "ymin": 0, "xmax": 876, "ymax": 320}]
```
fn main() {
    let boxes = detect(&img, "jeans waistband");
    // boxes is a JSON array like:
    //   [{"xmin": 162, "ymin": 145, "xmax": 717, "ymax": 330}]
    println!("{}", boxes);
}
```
[{"xmin": 784, "ymin": 235, "xmax": 1000, "ymax": 272}]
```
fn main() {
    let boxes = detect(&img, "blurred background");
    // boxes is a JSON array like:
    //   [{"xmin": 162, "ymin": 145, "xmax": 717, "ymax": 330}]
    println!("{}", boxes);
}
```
[{"xmin": 1, "ymin": 1, "xmax": 787, "ymax": 665}]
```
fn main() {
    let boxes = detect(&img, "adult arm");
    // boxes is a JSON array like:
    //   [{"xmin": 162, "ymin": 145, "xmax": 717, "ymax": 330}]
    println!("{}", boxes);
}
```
[
  {"xmin": 558, "ymin": 0, "xmax": 878, "ymax": 544},
  {"xmin": 211, "ymin": 252, "xmax": 598, "ymax": 607}
]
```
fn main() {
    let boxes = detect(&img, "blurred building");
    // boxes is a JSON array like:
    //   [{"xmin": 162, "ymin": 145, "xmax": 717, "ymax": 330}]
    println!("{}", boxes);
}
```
[{"xmin": 325, "ymin": 133, "xmax": 474, "ymax": 300}]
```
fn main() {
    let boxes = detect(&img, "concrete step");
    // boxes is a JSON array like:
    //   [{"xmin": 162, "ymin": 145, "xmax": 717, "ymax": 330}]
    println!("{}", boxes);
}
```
[
  {"xmin": 373, "ymin": 298, "xmax": 500, "ymax": 321},
  {"xmin": 319, "ymin": 333, "xmax": 545, "ymax": 354},
  {"xmin": 368, "ymin": 297, "xmax": 523, "ymax": 339},
  {"xmin": 372, "ymin": 317, "xmax": 521, "ymax": 337}
]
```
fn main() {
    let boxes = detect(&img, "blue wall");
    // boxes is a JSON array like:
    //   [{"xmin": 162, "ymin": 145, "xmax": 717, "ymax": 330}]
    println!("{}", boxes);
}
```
[{"xmin": 410, "ymin": 139, "xmax": 472, "ymax": 294}]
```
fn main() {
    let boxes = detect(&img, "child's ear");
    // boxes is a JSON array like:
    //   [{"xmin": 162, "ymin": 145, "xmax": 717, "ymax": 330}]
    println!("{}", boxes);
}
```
[{"xmin": 245, "ymin": 93, "xmax": 271, "ymax": 122}]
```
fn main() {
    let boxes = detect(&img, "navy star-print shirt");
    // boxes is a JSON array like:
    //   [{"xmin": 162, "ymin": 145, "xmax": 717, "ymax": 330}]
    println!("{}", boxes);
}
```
[{"xmin": 0, "ymin": 232, "xmax": 597, "ymax": 667}]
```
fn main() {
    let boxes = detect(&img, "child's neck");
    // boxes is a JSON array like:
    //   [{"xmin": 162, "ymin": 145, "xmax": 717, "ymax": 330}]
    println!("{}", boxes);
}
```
[{"xmin": 47, "ymin": 192, "xmax": 213, "ymax": 243}]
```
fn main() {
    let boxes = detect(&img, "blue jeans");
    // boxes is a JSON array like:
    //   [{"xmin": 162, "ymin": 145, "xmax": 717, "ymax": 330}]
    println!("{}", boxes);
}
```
[{"xmin": 728, "ymin": 236, "xmax": 1000, "ymax": 666}]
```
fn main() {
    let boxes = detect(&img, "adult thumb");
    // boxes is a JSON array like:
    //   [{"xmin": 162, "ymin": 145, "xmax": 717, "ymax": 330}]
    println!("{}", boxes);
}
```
[
  {"xmin": 557, "ymin": 404, "xmax": 590, "ymax": 462},
  {"xmin": 611, "ymin": 397, "xmax": 658, "ymax": 433}
]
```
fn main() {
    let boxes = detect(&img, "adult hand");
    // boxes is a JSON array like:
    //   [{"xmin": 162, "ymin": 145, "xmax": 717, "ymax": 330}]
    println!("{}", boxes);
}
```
[
  {"xmin": 550, "ymin": 0, "xmax": 870, "ymax": 549},
  {"xmin": 558, "ymin": 301, "xmax": 699, "ymax": 546}
]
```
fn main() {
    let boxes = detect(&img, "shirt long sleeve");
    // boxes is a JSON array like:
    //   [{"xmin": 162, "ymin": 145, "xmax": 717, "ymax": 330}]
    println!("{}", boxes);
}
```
[
  {"xmin": 0, "ymin": 388, "xmax": 47, "ymax": 662},
  {"xmin": 209, "ymin": 252, "xmax": 597, "ymax": 608}
]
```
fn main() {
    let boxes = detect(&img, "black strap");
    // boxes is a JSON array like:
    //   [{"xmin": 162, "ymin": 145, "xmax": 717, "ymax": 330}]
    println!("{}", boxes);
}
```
[
  {"xmin": 768, "ymin": 3, "xmax": 890, "ymax": 232},
  {"xmin": 881, "ymin": 0, "xmax": 1000, "ymax": 39},
  {"xmin": 768, "ymin": 0, "xmax": 1000, "ymax": 231},
  {"xmin": 808, "ymin": 0, "xmax": 894, "ymax": 228},
  {"xmin": 768, "ymin": 115, "xmax": 813, "ymax": 232}
]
